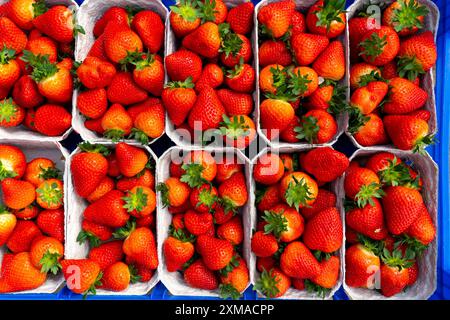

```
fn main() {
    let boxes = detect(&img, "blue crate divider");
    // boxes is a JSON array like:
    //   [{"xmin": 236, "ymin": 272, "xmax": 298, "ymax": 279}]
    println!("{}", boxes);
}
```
[{"xmin": 0, "ymin": 0, "xmax": 448, "ymax": 300}]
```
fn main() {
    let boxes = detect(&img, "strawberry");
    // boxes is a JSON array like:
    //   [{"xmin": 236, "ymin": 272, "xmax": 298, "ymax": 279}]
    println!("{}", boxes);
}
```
[
  {"xmin": 116, "ymin": 169, "xmax": 155, "ymax": 192},
  {"xmin": 253, "ymin": 153, "xmax": 284, "ymax": 186},
  {"xmin": 62, "ymin": 259, "xmax": 102, "ymax": 296},
  {"xmin": 35, "ymin": 208, "xmax": 63, "ymax": 243},
  {"xmin": 312, "ymin": 40, "xmax": 345, "ymax": 81},
  {"xmin": 382, "ymin": 186, "xmax": 424, "ymax": 235},
  {"xmin": 1, "ymin": 178, "xmax": 35, "ymax": 210},
  {"xmin": 131, "ymin": 103, "xmax": 165, "ymax": 143},
  {"xmin": 107, "ymin": 72, "xmax": 148, "ymax": 105},
  {"xmin": 182, "ymin": 22, "xmax": 221, "ymax": 58},
  {"xmin": 163, "ymin": 234, "xmax": 195, "ymax": 272},
  {"xmin": 84, "ymin": 190, "xmax": 129, "ymax": 228},
  {"xmin": 184, "ymin": 209, "xmax": 213, "ymax": 236},
  {"xmin": 0, "ymin": 17, "xmax": 27, "ymax": 53},
  {"xmin": 344, "ymin": 165, "xmax": 383, "ymax": 207},
  {"xmin": 251, "ymin": 231, "xmax": 278, "ymax": 258},
  {"xmin": 131, "ymin": 10, "xmax": 164, "ymax": 53},
  {"xmin": 383, "ymin": 115, "xmax": 433, "ymax": 152},
  {"xmin": 258, "ymin": 0, "xmax": 296, "ymax": 38},
  {"xmin": 310, "ymin": 255, "xmax": 340, "ymax": 291},
  {"xmin": 219, "ymin": 26, "xmax": 252, "ymax": 68},
  {"xmin": 280, "ymin": 241, "xmax": 320, "ymax": 279},
  {"xmin": 131, "ymin": 53, "xmax": 164, "ymax": 96},
  {"xmin": 303, "ymin": 207, "xmax": 342, "ymax": 253},
  {"xmin": 13, "ymin": 204, "xmax": 39, "ymax": 220},
  {"xmin": 380, "ymin": 249, "xmax": 413, "ymax": 297},
  {"xmin": 117, "ymin": 225, "xmax": 158, "ymax": 270},
  {"xmin": 406, "ymin": 204, "xmax": 436, "ymax": 245},
  {"xmin": 115, "ymin": 142, "xmax": 148, "ymax": 178},
  {"xmin": 216, "ymin": 89, "xmax": 252, "ymax": 116},
  {"xmin": 188, "ymin": 86, "xmax": 225, "ymax": 131},
  {"xmin": 7, "ymin": 0, "xmax": 42, "ymax": 30},
  {"xmin": 0, "ymin": 99, "xmax": 24, "ymax": 127},
  {"xmin": 0, "ymin": 144, "xmax": 26, "ymax": 180},
  {"xmin": 259, "ymin": 64, "xmax": 285, "ymax": 94},
  {"xmin": 295, "ymin": 110, "xmax": 337, "ymax": 144},
  {"xmin": 383, "ymin": 78, "xmax": 427, "ymax": 114},
  {"xmin": 71, "ymin": 143, "xmax": 109, "ymax": 198},
  {"xmin": 86, "ymin": 177, "xmax": 114, "ymax": 203},
  {"xmin": 162, "ymin": 78, "xmax": 196, "ymax": 126},
  {"xmin": 2, "ymin": 252, "xmax": 47, "ymax": 292},
  {"xmin": 255, "ymin": 268, "xmax": 290, "ymax": 298},
  {"xmin": 165, "ymin": 50, "xmax": 202, "ymax": 83},
  {"xmin": 301, "ymin": 188, "xmax": 336, "ymax": 220},
  {"xmin": 33, "ymin": 5, "xmax": 79, "ymax": 43},
  {"xmin": 196, "ymin": 234, "xmax": 234, "ymax": 270},
  {"xmin": 93, "ymin": 7, "xmax": 129, "ymax": 37},
  {"xmin": 26, "ymin": 36, "xmax": 57, "ymax": 63},
  {"xmin": 198, "ymin": 0, "xmax": 227, "ymax": 24},
  {"xmin": 346, "ymin": 198, "xmax": 388, "ymax": 240},
  {"xmin": 12, "ymin": 75, "xmax": 44, "ymax": 109},
  {"xmin": 184, "ymin": 259, "xmax": 218, "ymax": 290},
  {"xmin": 264, "ymin": 204, "xmax": 304, "ymax": 243},
  {"xmin": 350, "ymin": 17, "xmax": 379, "ymax": 61},
  {"xmin": 407, "ymin": 262, "xmax": 419, "ymax": 286},
  {"xmin": 77, "ymin": 88, "xmax": 107, "ymax": 120},
  {"xmin": 352, "ymin": 113, "xmax": 389, "ymax": 147},
  {"xmin": 218, "ymin": 171, "xmax": 248, "ymax": 210},
  {"xmin": 217, "ymin": 216, "xmax": 244, "ymax": 245},
  {"xmin": 181, "ymin": 150, "xmax": 217, "ymax": 185},
  {"xmin": 157, "ymin": 177, "xmax": 191, "ymax": 208},
  {"xmin": 306, "ymin": 0, "xmax": 346, "ymax": 38},
  {"xmin": 382, "ymin": 0, "xmax": 428, "ymax": 36},
  {"xmin": 258, "ymin": 40, "xmax": 292, "ymax": 67},
  {"xmin": 123, "ymin": 186, "xmax": 156, "ymax": 219},
  {"xmin": 366, "ymin": 152, "xmax": 400, "ymax": 174},
  {"xmin": 350, "ymin": 81, "xmax": 389, "ymax": 115},
  {"xmin": 22, "ymin": 52, "xmax": 73, "ymax": 103},
  {"xmin": 88, "ymin": 240, "xmax": 124, "ymax": 270},
  {"xmin": 289, "ymin": 66, "xmax": 319, "ymax": 97},
  {"xmin": 29, "ymin": 236, "xmax": 63, "ymax": 274},
  {"xmin": 195, "ymin": 63, "xmax": 224, "ymax": 92},
  {"xmin": 0, "ymin": 47, "xmax": 20, "ymax": 89},
  {"xmin": 87, "ymin": 32, "xmax": 108, "ymax": 61},
  {"xmin": 226, "ymin": 1, "xmax": 254, "ymax": 34},
  {"xmin": 280, "ymin": 171, "xmax": 318, "ymax": 211},
  {"xmin": 408, "ymin": 109, "xmax": 431, "ymax": 121},
  {"xmin": 350, "ymin": 63, "xmax": 381, "ymax": 90},
  {"xmin": 76, "ymin": 57, "xmax": 116, "ymax": 89},
  {"xmin": 359, "ymin": 26, "xmax": 400, "ymax": 66},
  {"xmin": 6, "ymin": 220, "xmax": 41, "ymax": 252},
  {"xmin": 260, "ymin": 98, "xmax": 295, "ymax": 138},
  {"xmin": 36, "ymin": 178, "xmax": 63, "ymax": 210},
  {"xmin": 291, "ymin": 33, "xmax": 329, "ymax": 66},
  {"xmin": 256, "ymin": 257, "xmax": 275, "ymax": 273},
  {"xmin": 189, "ymin": 183, "xmax": 218, "ymax": 213},
  {"xmin": 169, "ymin": 0, "xmax": 201, "ymax": 38},
  {"xmin": 23, "ymin": 158, "xmax": 58, "ymax": 188},
  {"xmin": 100, "ymin": 262, "xmax": 132, "ymax": 292},
  {"xmin": 301, "ymin": 147, "xmax": 349, "ymax": 183},
  {"xmin": 127, "ymin": 97, "xmax": 161, "ymax": 120},
  {"xmin": 104, "ymin": 26, "xmax": 143, "ymax": 64},
  {"xmin": 0, "ymin": 207, "xmax": 16, "ymax": 246},
  {"xmin": 33, "ymin": 104, "xmax": 71, "ymax": 137},
  {"xmin": 77, "ymin": 219, "xmax": 112, "ymax": 247},
  {"xmin": 225, "ymin": 62, "xmax": 255, "ymax": 93},
  {"xmin": 345, "ymin": 244, "xmax": 380, "ymax": 289},
  {"xmin": 100, "ymin": 103, "xmax": 133, "ymax": 140},
  {"xmin": 219, "ymin": 257, "xmax": 249, "ymax": 298}
]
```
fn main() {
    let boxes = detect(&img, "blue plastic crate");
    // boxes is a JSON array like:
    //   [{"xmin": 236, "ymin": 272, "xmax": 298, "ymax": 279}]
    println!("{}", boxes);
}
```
[{"xmin": 0, "ymin": 0, "xmax": 448, "ymax": 300}]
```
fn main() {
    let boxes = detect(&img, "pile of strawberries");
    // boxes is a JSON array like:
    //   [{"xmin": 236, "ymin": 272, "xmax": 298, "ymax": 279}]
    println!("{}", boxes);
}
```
[
  {"xmin": 344, "ymin": 151, "xmax": 436, "ymax": 297},
  {"xmin": 164, "ymin": 0, "xmax": 256, "ymax": 148},
  {"xmin": 0, "ymin": 144, "xmax": 65, "ymax": 292},
  {"xmin": 159, "ymin": 150, "xmax": 249, "ymax": 298},
  {"xmin": 257, "ymin": 0, "xmax": 347, "ymax": 144},
  {"xmin": 348, "ymin": 0, "xmax": 436, "ymax": 152},
  {"xmin": 0, "ymin": 0, "xmax": 76, "ymax": 136},
  {"xmin": 251, "ymin": 148, "xmax": 349, "ymax": 298},
  {"xmin": 63, "ymin": 142, "xmax": 158, "ymax": 295},
  {"xmin": 75, "ymin": 6, "xmax": 165, "ymax": 144}
]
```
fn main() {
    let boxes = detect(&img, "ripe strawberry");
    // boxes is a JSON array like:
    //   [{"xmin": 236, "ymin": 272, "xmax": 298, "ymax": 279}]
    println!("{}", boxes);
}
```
[
  {"xmin": 196, "ymin": 234, "xmax": 234, "ymax": 270},
  {"xmin": 220, "ymin": 257, "xmax": 249, "ymax": 298},
  {"xmin": 93, "ymin": 7, "xmax": 129, "ymax": 37},
  {"xmin": 84, "ymin": 190, "xmax": 129, "ymax": 228},
  {"xmin": 104, "ymin": 26, "xmax": 143, "ymax": 63},
  {"xmin": 312, "ymin": 40, "xmax": 345, "ymax": 81},
  {"xmin": 407, "ymin": 262, "xmax": 419, "ymax": 286},
  {"xmin": 76, "ymin": 57, "xmax": 116, "ymax": 89},
  {"xmin": 6, "ymin": 220, "xmax": 41, "ymax": 252},
  {"xmin": 0, "ymin": 47, "xmax": 20, "ymax": 89},
  {"xmin": 220, "ymin": 115, "xmax": 256, "ymax": 148},
  {"xmin": 100, "ymin": 104, "xmax": 133, "ymax": 140},
  {"xmin": 195, "ymin": 63, "xmax": 224, "ymax": 92},
  {"xmin": 0, "ymin": 17, "xmax": 27, "ymax": 53},
  {"xmin": 353, "ymin": 113, "xmax": 389, "ymax": 147},
  {"xmin": 29, "ymin": 236, "xmax": 63, "ymax": 274},
  {"xmin": 188, "ymin": 86, "xmax": 225, "ymax": 131},
  {"xmin": 162, "ymin": 78, "xmax": 196, "ymax": 126},
  {"xmin": 359, "ymin": 26, "xmax": 400, "ymax": 66},
  {"xmin": 37, "ymin": 209, "xmax": 64, "ymax": 243},
  {"xmin": 0, "ymin": 99, "xmax": 24, "ymax": 127},
  {"xmin": 350, "ymin": 63, "xmax": 381, "ymax": 90},
  {"xmin": 303, "ymin": 207, "xmax": 342, "ymax": 253},
  {"xmin": 306, "ymin": 0, "xmax": 346, "ymax": 38},
  {"xmin": 349, "ymin": 16, "xmax": 378, "ymax": 59},
  {"xmin": 216, "ymin": 89, "xmax": 252, "ymax": 116},
  {"xmin": 36, "ymin": 178, "xmax": 63, "ymax": 210},
  {"xmin": 279, "ymin": 171, "xmax": 318, "ymax": 211},
  {"xmin": 264, "ymin": 204, "xmax": 304, "ymax": 243},
  {"xmin": 23, "ymin": 158, "xmax": 57, "ymax": 189},
  {"xmin": 123, "ymin": 186, "xmax": 156, "ymax": 219},
  {"xmin": 107, "ymin": 72, "xmax": 148, "ymax": 105},
  {"xmin": 259, "ymin": 64, "xmax": 285, "ymax": 94},
  {"xmin": 345, "ymin": 244, "xmax": 380, "ymax": 289},
  {"xmin": 344, "ymin": 165, "xmax": 382, "ymax": 206},
  {"xmin": 157, "ymin": 177, "xmax": 190, "ymax": 208},
  {"xmin": 88, "ymin": 240, "xmax": 124, "ymax": 270},
  {"xmin": 218, "ymin": 171, "xmax": 248, "ymax": 209},
  {"xmin": 310, "ymin": 255, "xmax": 340, "ymax": 290},
  {"xmin": 189, "ymin": 184, "xmax": 218, "ymax": 213},
  {"xmin": 220, "ymin": 27, "xmax": 252, "ymax": 68},
  {"xmin": 0, "ymin": 207, "xmax": 16, "ymax": 246},
  {"xmin": 119, "ymin": 225, "xmax": 158, "ymax": 270},
  {"xmin": 258, "ymin": 0, "xmax": 296, "ymax": 38},
  {"xmin": 77, "ymin": 88, "xmax": 107, "ymax": 120},
  {"xmin": 0, "ymin": 144, "xmax": 26, "ymax": 180},
  {"xmin": 280, "ymin": 241, "xmax": 320, "ymax": 279},
  {"xmin": 182, "ymin": 22, "xmax": 220, "ymax": 59},
  {"xmin": 350, "ymin": 81, "xmax": 389, "ymax": 115},
  {"xmin": 217, "ymin": 216, "xmax": 244, "ymax": 245},
  {"xmin": 184, "ymin": 209, "xmax": 213, "ymax": 236},
  {"xmin": 301, "ymin": 147, "xmax": 349, "ymax": 183},
  {"xmin": 383, "ymin": 115, "xmax": 432, "ymax": 152},
  {"xmin": 346, "ymin": 198, "xmax": 388, "ymax": 240},
  {"xmin": 258, "ymin": 40, "xmax": 292, "ymax": 67},
  {"xmin": 127, "ymin": 97, "xmax": 161, "ymax": 120},
  {"xmin": 62, "ymin": 259, "xmax": 102, "ymax": 295},
  {"xmin": 13, "ymin": 204, "xmax": 39, "ymax": 220},
  {"xmin": 380, "ymin": 258, "xmax": 411, "ymax": 297},
  {"xmin": 115, "ymin": 142, "xmax": 148, "ymax": 178},
  {"xmin": 12, "ymin": 75, "xmax": 44, "ymax": 109},
  {"xmin": 383, "ymin": 78, "xmax": 427, "ymax": 114},
  {"xmin": 131, "ymin": 103, "xmax": 165, "ymax": 143},
  {"xmin": 255, "ymin": 267, "xmax": 290, "ymax": 298},
  {"xmin": 131, "ymin": 53, "xmax": 164, "ymax": 97},
  {"xmin": 226, "ymin": 1, "xmax": 254, "ymax": 34},
  {"xmin": 406, "ymin": 204, "xmax": 435, "ymax": 245},
  {"xmin": 301, "ymin": 188, "xmax": 336, "ymax": 220},
  {"xmin": 251, "ymin": 230, "xmax": 278, "ymax": 258},
  {"xmin": 382, "ymin": 0, "xmax": 428, "ymax": 36},
  {"xmin": 26, "ymin": 36, "xmax": 57, "ymax": 63},
  {"xmin": 33, "ymin": 104, "xmax": 71, "ymax": 137},
  {"xmin": 260, "ymin": 98, "xmax": 295, "ymax": 138},
  {"xmin": 224, "ymin": 62, "xmax": 255, "ymax": 93},
  {"xmin": 295, "ymin": 110, "xmax": 337, "ymax": 144},
  {"xmin": 33, "ymin": 5, "xmax": 78, "ymax": 43},
  {"xmin": 408, "ymin": 109, "xmax": 431, "ymax": 121},
  {"xmin": 1, "ymin": 178, "xmax": 35, "ymax": 210},
  {"xmin": 2, "ymin": 252, "xmax": 47, "ymax": 292},
  {"xmin": 181, "ymin": 150, "xmax": 217, "ymax": 185},
  {"xmin": 169, "ymin": 0, "xmax": 201, "ymax": 38},
  {"xmin": 165, "ymin": 50, "xmax": 202, "ymax": 83},
  {"xmin": 163, "ymin": 234, "xmax": 195, "ymax": 272},
  {"xmin": 100, "ymin": 262, "xmax": 132, "ymax": 292},
  {"xmin": 116, "ymin": 169, "xmax": 154, "ymax": 192},
  {"xmin": 291, "ymin": 33, "xmax": 329, "ymax": 66},
  {"xmin": 131, "ymin": 10, "xmax": 164, "ymax": 53},
  {"xmin": 184, "ymin": 259, "xmax": 218, "ymax": 290},
  {"xmin": 7, "ymin": 0, "xmax": 41, "ymax": 30},
  {"xmin": 77, "ymin": 219, "xmax": 112, "ymax": 247},
  {"xmin": 289, "ymin": 66, "xmax": 319, "ymax": 97}
]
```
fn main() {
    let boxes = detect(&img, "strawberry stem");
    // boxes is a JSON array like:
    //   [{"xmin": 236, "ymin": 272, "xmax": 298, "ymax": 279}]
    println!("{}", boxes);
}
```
[
  {"xmin": 284, "ymin": 175, "xmax": 314, "ymax": 211},
  {"xmin": 354, "ymin": 182, "xmax": 385, "ymax": 208},
  {"xmin": 122, "ymin": 187, "xmax": 148, "ymax": 213},
  {"xmin": 39, "ymin": 250, "xmax": 62, "ymax": 275},
  {"xmin": 262, "ymin": 210, "xmax": 288, "ymax": 239},
  {"xmin": 219, "ymin": 283, "xmax": 241, "ymax": 300},
  {"xmin": 254, "ymin": 268, "xmax": 280, "ymax": 298}
]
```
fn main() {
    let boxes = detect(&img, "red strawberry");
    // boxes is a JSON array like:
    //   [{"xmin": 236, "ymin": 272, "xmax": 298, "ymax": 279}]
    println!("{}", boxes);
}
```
[
  {"xmin": 350, "ymin": 63, "xmax": 381, "ymax": 90},
  {"xmin": 217, "ymin": 216, "xmax": 244, "ymax": 245},
  {"xmin": 77, "ymin": 88, "xmax": 108, "ymax": 120},
  {"xmin": 383, "ymin": 115, "xmax": 432, "ymax": 152},
  {"xmin": 103, "ymin": 25, "xmax": 143, "ymax": 63},
  {"xmin": 344, "ymin": 165, "xmax": 382, "ymax": 207},
  {"xmin": 264, "ymin": 204, "xmax": 304, "ymax": 243},
  {"xmin": 380, "ymin": 254, "xmax": 411, "ymax": 297},
  {"xmin": 196, "ymin": 234, "xmax": 234, "ymax": 271},
  {"xmin": 254, "ymin": 268, "xmax": 291, "ymax": 298},
  {"xmin": 301, "ymin": 147, "xmax": 349, "ymax": 183},
  {"xmin": 0, "ymin": 99, "xmax": 24, "ymax": 128},
  {"xmin": 163, "ymin": 235, "xmax": 195, "ymax": 272},
  {"xmin": 88, "ymin": 240, "xmax": 124, "ymax": 270},
  {"xmin": 226, "ymin": 2, "xmax": 253, "ymax": 34},
  {"xmin": 216, "ymin": 89, "xmax": 253, "ymax": 116},
  {"xmin": 359, "ymin": 26, "xmax": 400, "ymax": 66},
  {"xmin": 301, "ymin": 188, "xmax": 336, "ymax": 220},
  {"xmin": 76, "ymin": 57, "xmax": 116, "ymax": 89},
  {"xmin": 224, "ymin": 62, "xmax": 255, "ymax": 93},
  {"xmin": 257, "ymin": 0, "xmax": 296, "ymax": 38},
  {"xmin": 115, "ymin": 142, "xmax": 148, "ymax": 178},
  {"xmin": 107, "ymin": 72, "xmax": 148, "ymax": 105},
  {"xmin": 406, "ymin": 204, "xmax": 436, "ymax": 245},
  {"xmin": 182, "ymin": 22, "xmax": 221, "ymax": 58},
  {"xmin": 37, "ymin": 209, "xmax": 64, "ymax": 243},
  {"xmin": 1, "ymin": 178, "xmax": 35, "ymax": 210},
  {"xmin": 296, "ymin": 109, "xmax": 337, "ymax": 144},
  {"xmin": 83, "ymin": 190, "xmax": 129, "ymax": 228},
  {"xmin": 383, "ymin": 78, "xmax": 427, "ymax": 114},
  {"xmin": 12, "ymin": 75, "xmax": 44, "ymax": 109},
  {"xmin": 0, "ymin": 208, "xmax": 16, "ymax": 247},
  {"xmin": 258, "ymin": 40, "xmax": 292, "ymax": 67},
  {"xmin": 218, "ymin": 172, "xmax": 248, "ymax": 210},
  {"xmin": 311, "ymin": 255, "xmax": 340, "ymax": 290},
  {"xmin": 162, "ymin": 78, "xmax": 197, "ymax": 126},
  {"xmin": 6, "ymin": 220, "xmax": 41, "ymax": 252},
  {"xmin": 62, "ymin": 259, "xmax": 101, "ymax": 295},
  {"xmin": 350, "ymin": 81, "xmax": 389, "ymax": 115},
  {"xmin": 352, "ymin": 113, "xmax": 389, "ymax": 147},
  {"xmin": 7, "ymin": 0, "xmax": 40, "ymax": 30},
  {"xmin": 116, "ymin": 169, "xmax": 155, "ymax": 192},
  {"xmin": 84, "ymin": 118, "xmax": 104, "ymax": 135},
  {"xmin": 184, "ymin": 209, "xmax": 214, "ymax": 236},
  {"xmin": 345, "ymin": 244, "xmax": 380, "ymax": 289},
  {"xmin": 291, "ymin": 33, "xmax": 329, "ymax": 66},
  {"xmin": 0, "ymin": 17, "xmax": 27, "ymax": 53},
  {"xmin": 408, "ymin": 109, "xmax": 431, "ymax": 122},
  {"xmin": 188, "ymin": 86, "xmax": 225, "ymax": 131},
  {"xmin": 32, "ymin": 5, "xmax": 77, "ymax": 43},
  {"xmin": 93, "ymin": 7, "xmax": 129, "ymax": 37},
  {"xmin": 306, "ymin": 0, "xmax": 346, "ymax": 38},
  {"xmin": 184, "ymin": 259, "xmax": 218, "ymax": 290},
  {"xmin": 280, "ymin": 241, "xmax": 320, "ymax": 279},
  {"xmin": 77, "ymin": 219, "xmax": 112, "ymax": 247},
  {"xmin": 33, "ymin": 104, "xmax": 71, "ymax": 137},
  {"xmin": 165, "ymin": 50, "xmax": 203, "ymax": 83},
  {"xmin": 169, "ymin": 0, "xmax": 201, "ymax": 38},
  {"xmin": 303, "ymin": 207, "xmax": 342, "ymax": 253},
  {"xmin": 195, "ymin": 63, "xmax": 224, "ymax": 92},
  {"xmin": 251, "ymin": 231, "xmax": 278, "ymax": 258},
  {"xmin": 256, "ymin": 185, "xmax": 281, "ymax": 212},
  {"xmin": 312, "ymin": 40, "xmax": 345, "ymax": 81},
  {"xmin": 100, "ymin": 104, "xmax": 133, "ymax": 140},
  {"xmin": 382, "ymin": 0, "xmax": 428, "ymax": 36},
  {"xmin": 346, "ymin": 198, "xmax": 388, "ymax": 240},
  {"xmin": 219, "ymin": 28, "xmax": 252, "ymax": 68},
  {"xmin": 131, "ymin": 10, "xmax": 164, "ymax": 53}
]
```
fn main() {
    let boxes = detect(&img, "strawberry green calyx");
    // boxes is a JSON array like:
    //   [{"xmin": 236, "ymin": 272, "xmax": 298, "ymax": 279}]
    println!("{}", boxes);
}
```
[
  {"xmin": 219, "ymin": 255, "xmax": 240, "ymax": 277},
  {"xmin": 78, "ymin": 142, "xmax": 111, "ymax": 156},
  {"xmin": 180, "ymin": 163, "xmax": 207, "ymax": 188},
  {"xmin": 169, "ymin": 226, "xmax": 196, "ymax": 243},
  {"xmin": 347, "ymin": 107, "xmax": 370, "ymax": 134},
  {"xmin": 36, "ymin": 181, "xmax": 63, "ymax": 207},
  {"xmin": 39, "ymin": 250, "xmax": 62, "ymax": 275},
  {"xmin": 219, "ymin": 284, "xmax": 241, "ymax": 300},
  {"xmin": 262, "ymin": 210, "xmax": 288, "ymax": 239},
  {"xmin": 171, "ymin": 0, "xmax": 201, "ymax": 22},
  {"xmin": 83, "ymin": 271, "xmax": 103, "ymax": 299},
  {"xmin": 0, "ymin": 98, "xmax": 20, "ymax": 124},
  {"xmin": 254, "ymin": 268, "xmax": 280, "ymax": 298},
  {"xmin": 197, "ymin": 187, "xmax": 218, "ymax": 211},
  {"xmin": 219, "ymin": 23, "xmax": 243, "ymax": 58},
  {"xmin": 304, "ymin": 279, "xmax": 330, "ymax": 299},
  {"xmin": 313, "ymin": 250, "xmax": 333, "ymax": 262},
  {"xmin": 156, "ymin": 182, "xmax": 170, "ymax": 207},
  {"xmin": 295, "ymin": 115, "xmax": 320, "ymax": 144},
  {"xmin": 0, "ymin": 161, "xmax": 18, "ymax": 180},
  {"xmin": 128, "ymin": 265, "xmax": 142, "ymax": 284},
  {"xmin": 220, "ymin": 196, "xmax": 238, "ymax": 215},
  {"xmin": 21, "ymin": 50, "xmax": 58, "ymax": 83},
  {"xmin": 381, "ymin": 247, "xmax": 415, "ymax": 270},
  {"xmin": 397, "ymin": 55, "xmax": 424, "ymax": 82},
  {"xmin": 413, "ymin": 134, "xmax": 435, "ymax": 154},
  {"xmin": 328, "ymin": 83, "xmax": 350, "ymax": 115},
  {"xmin": 129, "ymin": 128, "xmax": 151, "ymax": 145},
  {"xmin": 255, "ymin": 187, "xmax": 267, "ymax": 205},
  {"xmin": 392, "ymin": 0, "xmax": 428, "ymax": 33},
  {"xmin": 287, "ymin": 69, "xmax": 312, "ymax": 97},
  {"xmin": 0, "ymin": 205, "xmax": 11, "ymax": 215},
  {"xmin": 355, "ymin": 182, "xmax": 385, "ymax": 208},
  {"xmin": 396, "ymin": 234, "xmax": 428, "ymax": 257},
  {"xmin": 358, "ymin": 234, "xmax": 384, "ymax": 257},
  {"xmin": 103, "ymin": 129, "xmax": 126, "ymax": 142},
  {"xmin": 123, "ymin": 187, "xmax": 148, "ymax": 213},
  {"xmin": 357, "ymin": 70, "xmax": 387, "ymax": 88},
  {"xmin": 76, "ymin": 230, "xmax": 102, "ymax": 248},
  {"xmin": 264, "ymin": 67, "xmax": 298, "ymax": 102},
  {"xmin": 39, "ymin": 166, "xmax": 62, "ymax": 180},
  {"xmin": 113, "ymin": 220, "xmax": 136, "ymax": 240},
  {"xmin": 314, "ymin": 0, "xmax": 346, "ymax": 31},
  {"xmin": 0, "ymin": 46, "xmax": 16, "ymax": 64},
  {"xmin": 273, "ymin": 242, "xmax": 287, "ymax": 261},
  {"xmin": 284, "ymin": 176, "xmax": 315, "ymax": 211},
  {"xmin": 119, "ymin": 50, "xmax": 143, "ymax": 71},
  {"xmin": 219, "ymin": 115, "xmax": 250, "ymax": 140},
  {"xmin": 359, "ymin": 34, "xmax": 387, "ymax": 62},
  {"xmin": 32, "ymin": 0, "xmax": 47, "ymax": 17},
  {"xmin": 198, "ymin": 0, "xmax": 219, "ymax": 23},
  {"xmin": 165, "ymin": 76, "xmax": 195, "ymax": 89},
  {"xmin": 378, "ymin": 158, "xmax": 412, "ymax": 187},
  {"xmin": 226, "ymin": 58, "xmax": 245, "ymax": 79}
]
